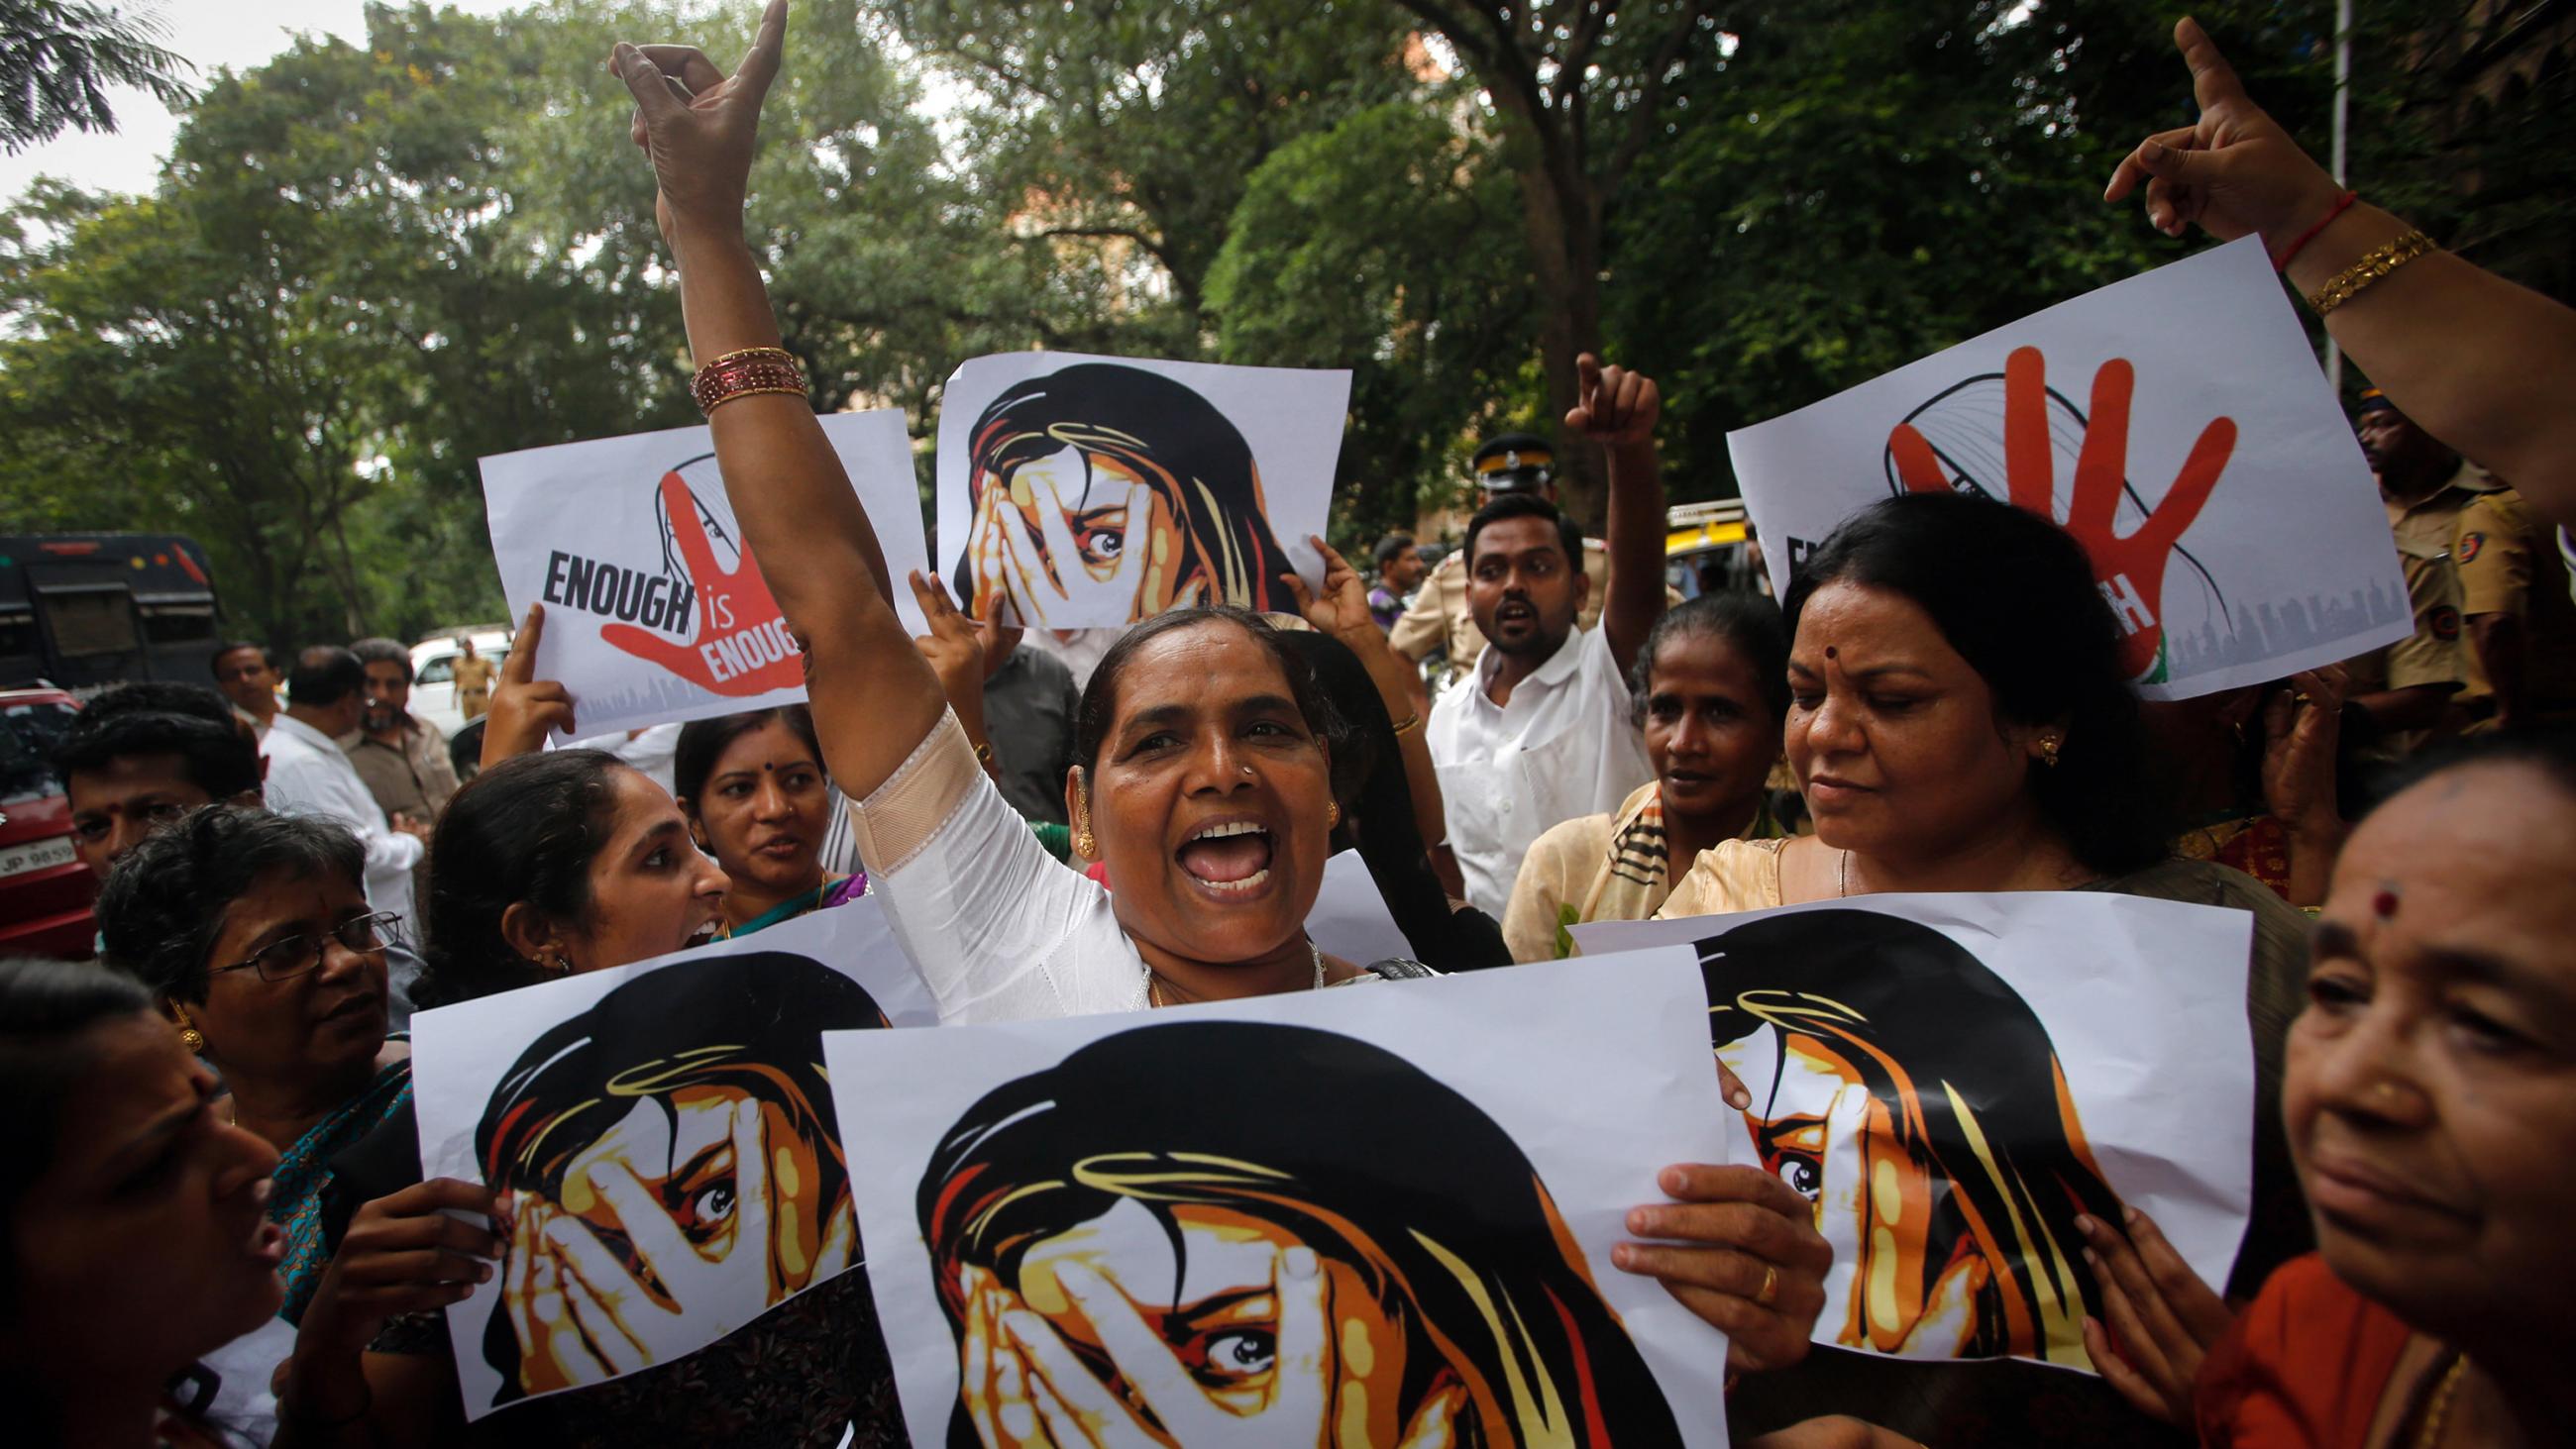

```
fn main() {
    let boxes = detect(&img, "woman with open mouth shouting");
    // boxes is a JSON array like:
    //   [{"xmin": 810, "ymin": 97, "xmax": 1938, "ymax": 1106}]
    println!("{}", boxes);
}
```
[{"xmin": 605, "ymin": 0, "xmax": 1837, "ymax": 1424}]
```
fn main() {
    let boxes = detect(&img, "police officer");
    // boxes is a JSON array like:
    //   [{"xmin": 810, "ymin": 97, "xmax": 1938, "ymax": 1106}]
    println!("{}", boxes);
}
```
[
  {"xmin": 1389, "ymin": 434, "xmax": 1621, "ymax": 682},
  {"xmin": 2341, "ymin": 388, "xmax": 2484, "ymax": 753},
  {"xmin": 2452, "ymin": 482, "xmax": 2576, "ymax": 730}
]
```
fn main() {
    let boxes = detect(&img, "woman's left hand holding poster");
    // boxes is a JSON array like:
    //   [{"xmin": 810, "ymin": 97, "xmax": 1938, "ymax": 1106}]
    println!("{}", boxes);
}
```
[{"xmin": 503, "ymin": 1096, "xmax": 855, "ymax": 1395}]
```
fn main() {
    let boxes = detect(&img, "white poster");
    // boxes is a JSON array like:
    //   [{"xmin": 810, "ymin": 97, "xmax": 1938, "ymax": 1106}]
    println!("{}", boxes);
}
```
[
  {"xmin": 934, "ymin": 352, "xmax": 1349, "ymax": 627},
  {"xmin": 1302, "ymin": 848, "xmax": 1414, "ymax": 968},
  {"xmin": 826, "ymin": 952, "xmax": 1737, "ymax": 1447},
  {"xmin": 408, "ymin": 899, "xmax": 937, "ymax": 1421},
  {"xmin": 481, "ymin": 410, "xmax": 931, "ymax": 738},
  {"xmin": 1575, "ymin": 891, "xmax": 2255, "ymax": 1371},
  {"xmin": 1726, "ymin": 236, "xmax": 2406, "ymax": 698}
]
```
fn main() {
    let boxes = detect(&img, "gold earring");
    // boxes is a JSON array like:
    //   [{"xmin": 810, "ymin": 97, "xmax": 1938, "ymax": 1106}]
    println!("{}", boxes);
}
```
[
  {"xmin": 171, "ymin": 1003, "xmax": 205, "ymax": 1055},
  {"xmin": 2036, "ymin": 735, "xmax": 2063, "ymax": 767},
  {"xmin": 1074, "ymin": 812, "xmax": 1097, "ymax": 859},
  {"xmin": 1327, "ymin": 802, "xmax": 1342, "ymax": 830}
]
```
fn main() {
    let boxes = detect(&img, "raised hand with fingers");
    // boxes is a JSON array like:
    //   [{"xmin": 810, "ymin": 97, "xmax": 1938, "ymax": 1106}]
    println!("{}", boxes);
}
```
[
  {"xmin": 507, "ymin": 1098, "xmax": 802, "ymax": 1393},
  {"xmin": 1563, "ymin": 352, "xmax": 1662, "ymax": 447},
  {"xmin": 1614, "ymin": 1162, "xmax": 1833, "ymax": 1374},
  {"xmin": 601, "ymin": 469, "xmax": 803, "ymax": 697},
  {"xmin": 2077, "ymin": 1205, "xmax": 2235, "ymax": 1426},
  {"xmin": 482, "ymin": 603, "xmax": 578, "ymax": 768},
  {"xmin": 2101, "ymin": 17, "xmax": 2346, "ymax": 249},
  {"xmin": 1888, "ymin": 346, "xmax": 2233, "ymax": 680},
  {"xmin": 1281, "ymin": 534, "xmax": 1380, "ymax": 647},
  {"xmin": 2259, "ymin": 664, "xmax": 2346, "ymax": 842},
  {"xmin": 970, "ymin": 474, "xmax": 1158, "ymax": 628},
  {"xmin": 908, "ymin": 569, "xmax": 995, "ymax": 748},
  {"xmin": 607, "ymin": 0, "xmax": 788, "ymax": 244}
]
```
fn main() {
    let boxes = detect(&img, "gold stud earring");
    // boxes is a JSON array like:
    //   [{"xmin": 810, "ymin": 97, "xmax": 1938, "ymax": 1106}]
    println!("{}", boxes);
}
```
[
  {"xmin": 1327, "ymin": 802, "xmax": 1342, "ymax": 830},
  {"xmin": 171, "ymin": 1003, "xmax": 205, "ymax": 1055}
]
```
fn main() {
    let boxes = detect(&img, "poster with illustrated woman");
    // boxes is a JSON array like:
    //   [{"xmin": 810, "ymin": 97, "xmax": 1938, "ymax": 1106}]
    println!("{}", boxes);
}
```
[
  {"xmin": 826, "ymin": 949, "xmax": 1739, "ymax": 1448},
  {"xmin": 408, "ymin": 898, "xmax": 938, "ymax": 1419},
  {"xmin": 935, "ymin": 353, "xmax": 1349, "ymax": 629}
]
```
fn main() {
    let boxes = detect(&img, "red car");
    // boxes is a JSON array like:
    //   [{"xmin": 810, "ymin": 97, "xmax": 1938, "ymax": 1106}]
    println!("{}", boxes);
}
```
[{"xmin": 0, "ymin": 685, "xmax": 96, "ymax": 959}]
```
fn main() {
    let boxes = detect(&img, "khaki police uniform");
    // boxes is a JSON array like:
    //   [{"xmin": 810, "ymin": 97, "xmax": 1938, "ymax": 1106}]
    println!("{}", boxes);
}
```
[
  {"xmin": 2341, "ymin": 463, "xmax": 2487, "ymax": 754},
  {"xmin": 1389, "ymin": 537, "xmax": 1616, "ymax": 681},
  {"xmin": 2453, "ymin": 486, "xmax": 2576, "ymax": 720}
]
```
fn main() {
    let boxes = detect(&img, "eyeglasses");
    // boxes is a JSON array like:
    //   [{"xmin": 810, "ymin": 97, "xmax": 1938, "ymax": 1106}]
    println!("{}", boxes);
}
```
[{"xmin": 210, "ymin": 911, "xmax": 402, "ymax": 983}]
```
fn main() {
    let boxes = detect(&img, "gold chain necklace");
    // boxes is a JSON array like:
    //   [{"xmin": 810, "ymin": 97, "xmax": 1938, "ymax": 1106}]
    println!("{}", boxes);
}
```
[{"xmin": 2413, "ymin": 1355, "xmax": 2467, "ymax": 1449}]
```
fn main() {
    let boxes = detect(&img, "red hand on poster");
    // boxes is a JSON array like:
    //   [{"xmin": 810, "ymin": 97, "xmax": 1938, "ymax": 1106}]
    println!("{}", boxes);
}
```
[
  {"xmin": 601, "ymin": 469, "xmax": 804, "ymax": 694},
  {"xmin": 1889, "ymin": 346, "xmax": 2235, "ymax": 679}
]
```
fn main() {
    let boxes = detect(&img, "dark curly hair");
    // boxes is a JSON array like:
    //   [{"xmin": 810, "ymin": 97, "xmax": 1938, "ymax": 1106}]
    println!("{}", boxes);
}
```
[
  {"xmin": 1784, "ymin": 491, "xmax": 2168, "ymax": 877},
  {"xmin": 96, "ymin": 806, "xmax": 366, "ymax": 1004},
  {"xmin": 414, "ymin": 750, "xmax": 628, "ymax": 1009}
]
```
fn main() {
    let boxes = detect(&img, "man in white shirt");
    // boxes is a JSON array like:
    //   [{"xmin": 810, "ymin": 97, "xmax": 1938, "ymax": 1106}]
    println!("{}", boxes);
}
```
[
  {"xmin": 1427, "ymin": 357, "xmax": 1670, "ymax": 915},
  {"xmin": 262, "ymin": 646, "xmax": 432, "ymax": 925}
]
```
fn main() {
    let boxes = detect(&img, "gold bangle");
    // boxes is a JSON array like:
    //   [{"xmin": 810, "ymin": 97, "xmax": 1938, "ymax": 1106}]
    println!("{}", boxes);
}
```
[
  {"xmin": 2308, "ymin": 230, "xmax": 2436, "ymax": 315},
  {"xmin": 1389, "ymin": 710, "xmax": 1422, "ymax": 737},
  {"xmin": 703, "ymin": 346, "xmax": 796, "ymax": 367}
]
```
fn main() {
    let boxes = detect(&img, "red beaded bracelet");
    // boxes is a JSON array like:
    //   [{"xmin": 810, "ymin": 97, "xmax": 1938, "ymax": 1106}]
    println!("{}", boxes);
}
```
[
  {"xmin": 692, "ymin": 347, "xmax": 808, "ymax": 414},
  {"xmin": 2273, "ymin": 190, "xmax": 2358, "ymax": 272}
]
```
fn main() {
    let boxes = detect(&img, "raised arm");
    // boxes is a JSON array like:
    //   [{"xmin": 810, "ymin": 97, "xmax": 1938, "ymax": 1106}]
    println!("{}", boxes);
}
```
[
  {"xmin": 1564, "ymin": 354, "xmax": 1669, "ymax": 673},
  {"xmin": 609, "ymin": 0, "xmax": 943, "ymax": 798},
  {"xmin": 1285, "ymin": 535, "xmax": 1449, "ymax": 853},
  {"xmin": 2106, "ymin": 17, "xmax": 2576, "ymax": 528}
]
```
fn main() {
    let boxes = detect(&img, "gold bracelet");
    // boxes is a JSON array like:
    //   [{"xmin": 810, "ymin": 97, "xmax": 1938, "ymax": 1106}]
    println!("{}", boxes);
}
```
[
  {"xmin": 699, "ymin": 382, "xmax": 806, "ymax": 413},
  {"xmin": 2308, "ymin": 230, "xmax": 2436, "ymax": 315},
  {"xmin": 1388, "ymin": 710, "xmax": 1422, "ymax": 737},
  {"xmin": 703, "ymin": 346, "xmax": 797, "ymax": 367}
]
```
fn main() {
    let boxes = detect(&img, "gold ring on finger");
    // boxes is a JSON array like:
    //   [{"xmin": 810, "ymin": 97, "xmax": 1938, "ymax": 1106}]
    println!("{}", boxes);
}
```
[{"xmin": 1755, "ymin": 1263, "xmax": 1779, "ymax": 1307}]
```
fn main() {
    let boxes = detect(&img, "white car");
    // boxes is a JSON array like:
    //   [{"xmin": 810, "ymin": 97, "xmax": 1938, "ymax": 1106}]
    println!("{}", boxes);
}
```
[{"xmin": 409, "ymin": 628, "xmax": 512, "ymax": 741}]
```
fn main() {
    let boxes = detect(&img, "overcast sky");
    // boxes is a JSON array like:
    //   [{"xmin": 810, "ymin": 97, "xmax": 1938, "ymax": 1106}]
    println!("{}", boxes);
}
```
[{"xmin": 0, "ymin": 0, "xmax": 527, "ymax": 205}]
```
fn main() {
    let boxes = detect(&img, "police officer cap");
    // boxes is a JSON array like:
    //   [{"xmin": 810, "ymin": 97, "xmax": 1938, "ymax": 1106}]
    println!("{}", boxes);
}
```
[
  {"xmin": 2354, "ymin": 386, "xmax": 2400, "ymax": 417},
  {"xmin": 1472, "ymin": 432, "xmax": 1555, "ymax": 494}
]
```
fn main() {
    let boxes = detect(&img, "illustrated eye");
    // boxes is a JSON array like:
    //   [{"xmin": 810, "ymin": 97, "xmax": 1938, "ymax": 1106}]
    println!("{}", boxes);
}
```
[
  {"xmin": 1199, "ymin": 1328, "xmax": 1275, "ymax": 1381},
  {"xmin": 690, "ymin": 1182, "xmax": 737, "ymax": 1228},
  {"xmin": 1772, "ymin": 1153, "xmax": 1822, "ymax": 1200}
]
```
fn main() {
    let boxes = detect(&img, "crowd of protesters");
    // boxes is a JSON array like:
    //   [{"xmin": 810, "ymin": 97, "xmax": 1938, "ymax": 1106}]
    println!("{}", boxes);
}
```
[{"xmin": 7, "ymin": 8, "xmax": 2575, "ymax": 1448}]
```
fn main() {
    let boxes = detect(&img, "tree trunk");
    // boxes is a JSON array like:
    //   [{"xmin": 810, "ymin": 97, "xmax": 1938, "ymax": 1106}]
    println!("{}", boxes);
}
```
[{"xmin": 1515, "ymin": 149, "xmax": 1608, "ymax": 530}]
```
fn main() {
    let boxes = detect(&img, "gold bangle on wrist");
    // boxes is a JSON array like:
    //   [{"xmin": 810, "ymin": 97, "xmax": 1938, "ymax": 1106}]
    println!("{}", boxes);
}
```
[
  {"xmin": 703, "ymin": 346, "xmax": 796, "ymax": 367},
  {"xmin": 2308, "ymin": 230, "xmax": 2436, "ymax": 315},
  {"xmin": 1388, "ymin": 710, "xmax": 1422, "ymax": 737}
]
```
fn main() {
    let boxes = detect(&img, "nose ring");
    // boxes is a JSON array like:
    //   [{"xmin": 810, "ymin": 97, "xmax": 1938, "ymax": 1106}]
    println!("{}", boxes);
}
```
[{"xmin": 1242, "ymin": 765, "xmax": 1254, "ymax": 776}]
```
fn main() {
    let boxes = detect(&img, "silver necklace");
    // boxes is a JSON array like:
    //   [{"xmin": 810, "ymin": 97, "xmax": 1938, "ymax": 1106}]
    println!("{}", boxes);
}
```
[{"xmin": 1145, "ymin": 939, "xmax": 1325, "ymax": 1008}]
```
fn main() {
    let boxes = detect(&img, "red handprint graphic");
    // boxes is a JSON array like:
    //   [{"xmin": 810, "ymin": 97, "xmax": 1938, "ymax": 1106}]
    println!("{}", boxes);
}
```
[
  {"xmin": 1888, "ymin": 346, "xmax": 2235, "ymax": 680},
  {"xmin": 601, "ymin": 469, "xmax": 804, "ymax": 694}
]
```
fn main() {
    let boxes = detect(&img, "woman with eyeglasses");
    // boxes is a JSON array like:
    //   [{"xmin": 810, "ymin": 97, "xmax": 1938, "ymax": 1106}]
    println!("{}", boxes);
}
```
[{"xmin": 95, "ymin": 806, "xmax": 420, "ymax": 1330}]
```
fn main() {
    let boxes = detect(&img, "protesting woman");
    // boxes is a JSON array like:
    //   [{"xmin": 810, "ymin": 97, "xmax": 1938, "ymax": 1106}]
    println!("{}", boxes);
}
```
[
  {"xmin": 95, "ymin": 807, "xmax": 415, "ymax": 1328},
  {"xmin": 604, "ymin": 0, "xmax": 1836, "ymax": 1405},
  {"xmin": 673, "ymin": 704, "xmax": 864, "ymax": 939},
  {"xmin": 1660, "ymin": 491, "xmax": 2311, "ymax": 1447},
  {"xmin": 2079, "ymin": 733, "xmax": 2576, "ymax": 1449},
  {"xmin": 0, "ymin": 957, "xmax": 286, "ymax": 1448},
  {"xmin": 1507, "ymin": 592, "xmax": 1790, "ymax": 960}
]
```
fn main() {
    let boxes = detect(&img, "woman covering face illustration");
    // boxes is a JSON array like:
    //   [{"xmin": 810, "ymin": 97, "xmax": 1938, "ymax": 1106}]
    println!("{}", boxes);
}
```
[
  {"xmin": 1698, "ymin": 910, "xmax": 2124, "ymax": 1367},
  {"xmin": 474, "ymin": 953, "xmax": 888, "ymax": 1402},
  {"xmin": 954, "ymin": 362, "xmax": 1297, "ymax": 625},
  {"xmin": 919, "ymin": 1020, "xmax": 1682, "ymax": 1447}
]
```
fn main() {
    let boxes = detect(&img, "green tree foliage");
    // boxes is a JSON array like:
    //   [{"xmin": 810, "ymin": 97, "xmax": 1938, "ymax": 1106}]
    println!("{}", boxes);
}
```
[
  {"xmin": 1208, "ymin": 98, "xmax": 1538, "ymax": 542},
  {"xmin": 0, "ymin": 0, "xmax": 192, "ymax": 152},
  {"xmin": 877, "ymin": 0, "xmax": 1423, "ymax": 353},
  {"xmin": 1603, "ymin": 0, "xmax": 2340, "ymax": 500}
]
